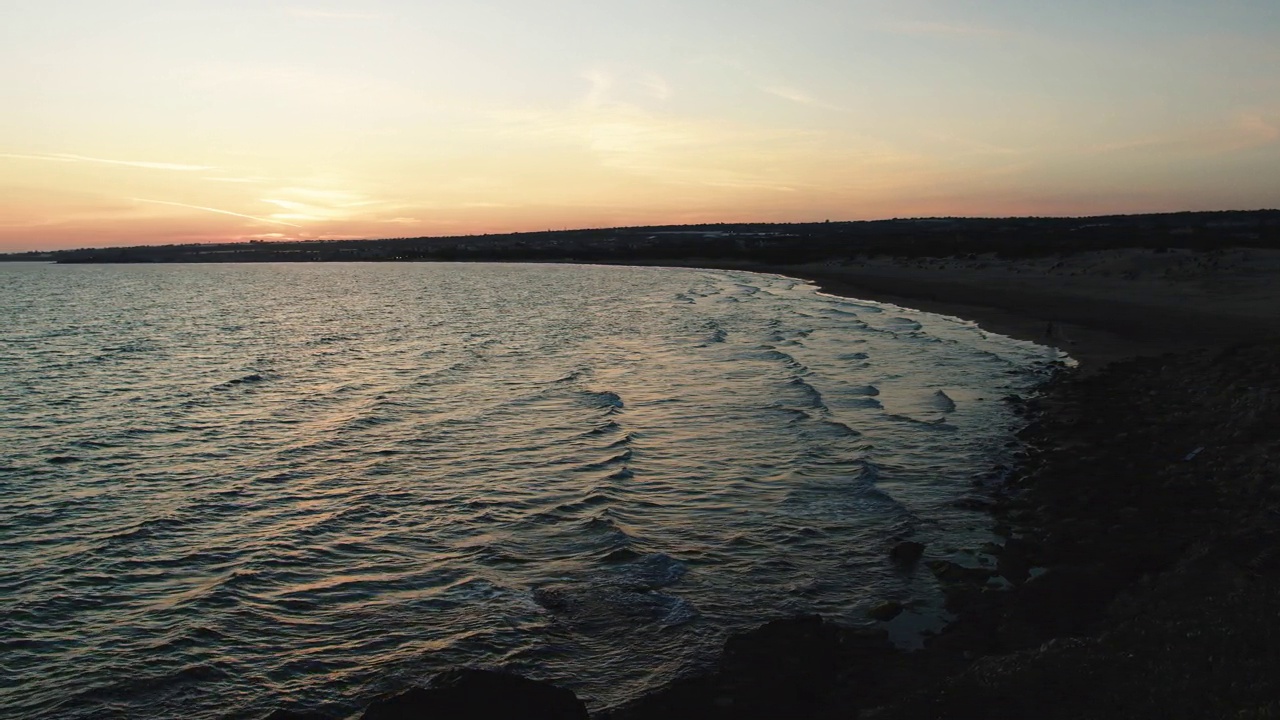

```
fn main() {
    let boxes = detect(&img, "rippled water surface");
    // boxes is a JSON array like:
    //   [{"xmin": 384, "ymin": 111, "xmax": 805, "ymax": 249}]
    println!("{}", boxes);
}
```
[{"xmin": 0, "ymin": 262, "xmax": 1063, "ymax": 718}]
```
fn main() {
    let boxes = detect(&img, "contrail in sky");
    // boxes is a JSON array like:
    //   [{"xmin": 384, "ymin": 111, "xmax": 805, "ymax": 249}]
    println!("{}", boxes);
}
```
[{"xmin": 132, "ymin": 198, "xmax": 302, "ymax": 227}]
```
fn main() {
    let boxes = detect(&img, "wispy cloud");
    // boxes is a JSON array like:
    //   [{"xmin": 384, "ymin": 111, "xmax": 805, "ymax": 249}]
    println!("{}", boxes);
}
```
[
  {"xmin": 1, "ymin": 152, "xmax": 212, "ymax": 171},
  {"xmin": 760, "ymin": 84, "xmax": 852, "ymax": 114},
  {"xmin": 202, "ymin": 176, "xmax": 267, "ymax": 184},
  {"xmin": 287, "ymin": 7, "xmax": 384, "ymax": 20},
  {"xmin": 493, "ymin": 96, "xmax": 817, "ymax": 193},
  {"xmin": 579, "ymin": 68, "xmax": 677, "ymax": 107},
  {"xmin": 683, "ymin": 177, "xmax": 801, "ymax": 192},
  {"xmin": 132, "ymin": 198, "xmax": 301, "ymax": 227},
  {"xmin": 1233, "ymin": 112, "xmax": 1280, "ymax": 148},
  {"xmin": 1080, "ymin": 110, "xmax": 1280, "ymax": 156},
  {"xmin": 0, "ymin": 153, "xmax": 76, "ymax": 164},
  {"xmin": 257, "ymin": 186, "xmax": 401, "ymax": 223},
  {"xmin": 640, "ymin": 74, "xmax": 671, "ymax": 102},
  {"xmin": 178, "ymin": 63, "xmax": 422, "ymax": 114},
  {"xmin": 581, "ymin": 70, "xmax": 614, "ymax": 109},
  {"xmin": 275, "ymin": 187, "xmax": 375, "ymax": 206},
  {"xmin": 762, "ymin": 85, "xmax": 816, "ymax": 105},
  {"xmin": 882, "ymin": 20, "xmax": 1011, "ymax": 39}
]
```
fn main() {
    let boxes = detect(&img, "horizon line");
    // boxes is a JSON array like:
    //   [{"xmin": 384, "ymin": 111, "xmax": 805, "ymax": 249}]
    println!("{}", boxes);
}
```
[{"xmin": 4, "ymin": 207, "xmax": 1278, "ymax": 255}]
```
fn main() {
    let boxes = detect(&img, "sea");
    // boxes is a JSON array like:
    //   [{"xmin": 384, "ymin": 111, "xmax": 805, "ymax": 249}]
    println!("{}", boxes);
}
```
[{"xmin": 0, "ymin": 261, "xmax": 1066, "ymax": 719}]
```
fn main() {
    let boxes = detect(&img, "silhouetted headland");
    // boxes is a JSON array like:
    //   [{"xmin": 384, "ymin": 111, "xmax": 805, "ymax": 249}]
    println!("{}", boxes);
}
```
[{"xmin": 14, "ymin": 210, "xmax": 1279, "ymax": 267}]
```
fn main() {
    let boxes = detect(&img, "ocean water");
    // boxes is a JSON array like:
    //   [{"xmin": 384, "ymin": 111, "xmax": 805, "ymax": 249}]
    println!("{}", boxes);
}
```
[{"xmin": 0, "ymin": 262, "xmax": 1063, "ymax": 718}]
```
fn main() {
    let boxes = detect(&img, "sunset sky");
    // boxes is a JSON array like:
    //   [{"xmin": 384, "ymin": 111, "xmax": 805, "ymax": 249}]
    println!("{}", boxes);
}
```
[{"xmin": 2, "ymin": 0, "xmax": 1278, "ymax": 251}]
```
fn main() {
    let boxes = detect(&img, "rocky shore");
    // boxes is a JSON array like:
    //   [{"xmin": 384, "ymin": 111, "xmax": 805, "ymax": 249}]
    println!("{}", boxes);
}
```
[
  {"xmin": 305, "ymin": 337, "xmax": 1275, "ymax": 719},
  {"xmin": 595, "ymin": 335, "xmax": 1280, "ymax": 719},
  {"xmin": 267, "ymin": 253, "xmax": 1280, "ymax": 719}
]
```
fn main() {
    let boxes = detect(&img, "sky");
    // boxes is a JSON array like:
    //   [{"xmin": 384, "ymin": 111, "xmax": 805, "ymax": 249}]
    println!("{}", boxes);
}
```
[{"xmin": 2, "ymin": 0, "xmax": 1278, "ymax": 251}]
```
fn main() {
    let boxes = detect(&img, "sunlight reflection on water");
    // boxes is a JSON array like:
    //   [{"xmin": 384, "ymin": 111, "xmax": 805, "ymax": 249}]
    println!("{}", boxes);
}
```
[{"xmin": 0, "ymin": 261, "xmax": 1062, "ymax": 718}]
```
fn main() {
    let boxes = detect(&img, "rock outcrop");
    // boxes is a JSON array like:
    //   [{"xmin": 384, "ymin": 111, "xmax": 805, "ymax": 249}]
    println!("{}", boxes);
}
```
[{"xmin": 360, "ymin": 669, "xmax": 588, "ymax": 720}]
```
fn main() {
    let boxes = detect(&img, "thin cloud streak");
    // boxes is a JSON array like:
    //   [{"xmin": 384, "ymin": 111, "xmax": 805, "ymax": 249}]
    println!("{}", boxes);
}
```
[
  {"xmin": 762, "ymin": 86, "xmax": 817, "ymax": 105},
  {"xmin": 881, "ymin": 20, "xmax": 1012, "ymax": 38},
  {"xmin": 641, "ymin": 74, "xmax": 672, "ymax": 102},
  {"xmin": 2, "ymin": 152, "xmax": 212, "ymax": 171},
  {"xmin": 0, "ymin": 153, "xmax": 78, "ymax": 163},
  {"xmin": 491, "ymin": 97, "xmax": 823, "ymax": 194},
  {"xmin": 581, "ymin": 70, "xmax": 614, "ymax": 109},
  {"xmin": 1079, "ymin": 110, "xmax": 1280, "ymax": 156},
  {"xmin": 759, "ymin": 84, "xmax": 852, "ymax": 114},
  {"xmin": 287, "ymin": 7, "xmax": 385, "ymax": 20},
  {"xmin": 1234, "ymin": 112, "xmax": 1280, "ymax": 148},
  {"xmin": 202, "ymin": 176, "xmax": 267, "ymax": 184},
  {"xmin": 132, "ymin": 198, "xmax": 302, "ymax": 227}
]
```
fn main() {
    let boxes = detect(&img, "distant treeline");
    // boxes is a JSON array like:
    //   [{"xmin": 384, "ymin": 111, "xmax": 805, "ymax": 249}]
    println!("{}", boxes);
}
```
[{"xmin": 7, "ymin": 210, "xmax": 1280, "ymax": 265}]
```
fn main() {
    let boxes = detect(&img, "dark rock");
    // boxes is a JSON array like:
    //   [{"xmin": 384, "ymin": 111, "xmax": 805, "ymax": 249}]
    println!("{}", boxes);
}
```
[
  {"xmin": 867, "ymin": 601, "xmax": 905, "ymax": 621},
  {"xmin": 995, "ymin": 617, "xmax": 1043, "ymax": 651},
  {"xmin": 720, "ymin": 615, "xmax": 842, "ymax": 677},
  {"xmin": 262, "ymin": 711, "xmax": 334, "ymax": 720},
  {"xmin": 721, "ymin": 616, "xmax": 895, "ymax": 717},
  {"xmin": 361, "ymin": 669, "xmax": 588, "ymax": 720},
  {"xmin": 928, "ymin": 560, "xmax": 996, "ymax": 585},
  {"xmin": 604, "ymin": 616, "xmax": 895, "ymax": 720},
  {"xmin": 941, "ymin": 583, "xmax": 990, "ymax": 614},
  {"xmin": 997, "ymin": 550, "xmax": 1032, "ymax": 585},
  {"xmin": 890, "ymin": 541, "xmax": 925, "ymax": 567},
  {"xmin": 950, "ymin": 496, "xmax": 994, "ymax": 511},
  {"xmin": 1012, "ymin": 564, "xmax": 1129, "ymax": 636}
]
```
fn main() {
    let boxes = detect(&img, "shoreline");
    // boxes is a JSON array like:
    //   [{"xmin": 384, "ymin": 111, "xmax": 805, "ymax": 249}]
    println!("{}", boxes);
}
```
[
  {"xmin": 21, "ymin": 256, "xmax": 1278, "ymax": 718},
  {"xmin": 21, "ymin": 254, "xmax": 1268, "ymax": 718},
  {"xmin": 588, "ymin": 259, "xmax": 1280, "ymax": 718},
  {"xmin": 609, "ymin": 253, "xmax": 1280, "ymax": 372}
]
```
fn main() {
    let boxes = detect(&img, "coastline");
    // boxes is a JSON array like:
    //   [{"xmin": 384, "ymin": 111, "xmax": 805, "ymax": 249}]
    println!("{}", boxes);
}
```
[
  {"xmin": 588, "ymin": 257, "xmax": 1280, "ymax": 718},
  {"xmin": 243, "ymin": 254, "xmax": 1279, "ymax": 718},
  {"xmin": 609, "ymin": 251, "xmax": 1280, "ymax": 372}
]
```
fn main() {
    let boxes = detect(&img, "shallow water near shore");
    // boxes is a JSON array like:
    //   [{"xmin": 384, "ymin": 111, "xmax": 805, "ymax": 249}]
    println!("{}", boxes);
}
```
[{"xmin": 0, "ymin": 262, "xmax": 1064, "ymax": 718}]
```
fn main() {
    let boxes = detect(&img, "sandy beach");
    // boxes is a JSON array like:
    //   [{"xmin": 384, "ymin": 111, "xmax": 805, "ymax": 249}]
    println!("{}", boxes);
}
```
[{"xmin": 660, "ymin": 247, "xmax": 1280, "ymax": 371}]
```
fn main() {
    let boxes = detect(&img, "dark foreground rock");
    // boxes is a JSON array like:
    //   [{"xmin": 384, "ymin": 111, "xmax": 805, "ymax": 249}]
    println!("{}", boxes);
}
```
[
  {"xmin": 359, "ymin": 669, "xmax": 589, "ymax": 720},
  {"xmin": 889, "ymin": 541, "xmax": 925, "ymax": 567},
  {"xmin": 599, "ymin": 616, "xmax": 896, "ymax": 720},
  {"xmin": 865, "ymin": 338, "xmax": 1280, "ymax": 719}
]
